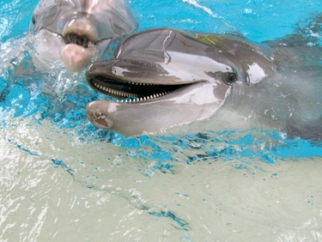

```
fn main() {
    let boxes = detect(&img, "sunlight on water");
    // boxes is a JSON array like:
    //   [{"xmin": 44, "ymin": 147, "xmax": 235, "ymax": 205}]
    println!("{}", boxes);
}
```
[{"xmin": 1, "ymin": 0, "xmax": 322, "ymax": 241}]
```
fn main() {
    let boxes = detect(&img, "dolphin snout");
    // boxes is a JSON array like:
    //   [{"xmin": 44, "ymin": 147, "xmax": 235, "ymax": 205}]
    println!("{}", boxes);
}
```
[
  {"xmin": 86, "ymin": 101, "xmax": 113, "ymax": 130},
  {"xmin": 86, "ymin": 58, "xmax": 168, "ymax": 83},
  {"xmin": 63, "ymin": 17, "xmax": 97, "ymax": 42},
  {"xmin": 61, "ymin": 17, "xmax": 97, "ymax": 72}
]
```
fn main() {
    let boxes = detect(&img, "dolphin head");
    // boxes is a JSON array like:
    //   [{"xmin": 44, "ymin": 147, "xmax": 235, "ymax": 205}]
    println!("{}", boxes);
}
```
[
  {"xmin": 85, "ymin": 28, "xmax": 241, "ymax": 136},
  {"xmin": 31, "ymin": 0, "xmax": 137, "ymax": 71}
]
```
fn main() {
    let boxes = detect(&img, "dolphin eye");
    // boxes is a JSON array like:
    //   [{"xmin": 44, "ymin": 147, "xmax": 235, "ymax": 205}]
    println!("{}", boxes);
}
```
[
  {"xmin": 223, "ymin": 72, "xmax": 237, "ymax": 85},
  {"xmin": 32, "ymin": 15, "xmax": 36, "ymax": 25}
]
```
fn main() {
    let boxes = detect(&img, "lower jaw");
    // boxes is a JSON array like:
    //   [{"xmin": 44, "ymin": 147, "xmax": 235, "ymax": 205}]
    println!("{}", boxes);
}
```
[{"xmin": 61, "ymin": 43, "xmax": 95, "ymax": 72}]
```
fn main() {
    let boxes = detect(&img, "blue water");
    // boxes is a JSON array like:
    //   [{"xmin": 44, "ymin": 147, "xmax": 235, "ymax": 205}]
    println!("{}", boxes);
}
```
[
  {"xmin": 1, "ymin": 0, "xmax": 322, "ymax": 176},
  {"xmin": 1, "ymin": 1, "xmax": 322, "ymax": 240}
]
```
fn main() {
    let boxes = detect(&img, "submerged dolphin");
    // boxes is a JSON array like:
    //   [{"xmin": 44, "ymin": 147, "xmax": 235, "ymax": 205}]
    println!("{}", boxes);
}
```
[
  {"xmin": 30, "ymin": 0, "xmax": 137, "ymax": 71},
  {"xmin": 85, "ymin": 28, "xmax": 322, "ymax": 138}
]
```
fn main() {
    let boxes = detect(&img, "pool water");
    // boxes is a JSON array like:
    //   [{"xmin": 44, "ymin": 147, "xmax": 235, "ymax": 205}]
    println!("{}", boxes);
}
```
[{"xmin": 1, "ymin": 0, "xmax": 322, "ymax": 241}]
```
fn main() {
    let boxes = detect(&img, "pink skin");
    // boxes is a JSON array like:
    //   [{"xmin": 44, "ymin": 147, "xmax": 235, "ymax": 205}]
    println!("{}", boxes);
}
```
[
  {"xmin": 61, "ymin": 43, "xmax": 94, "ymax": 72},
  {"xmin": 61, "ymin": 17, "xmax": 96, "ymax": 71}
]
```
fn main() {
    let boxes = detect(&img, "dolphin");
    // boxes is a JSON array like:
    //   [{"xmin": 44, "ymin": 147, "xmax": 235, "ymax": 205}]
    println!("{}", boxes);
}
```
[
  {"xmin": 85, "ymin": 28, "xmax": 322, "ymax": 139},
  {"xmin": 85, "ymin": 28, "xmax": 275, "ymax": 136},
  {"xmin": 30, "ymin": 0, "xmax": 137, "ymax": 72}
]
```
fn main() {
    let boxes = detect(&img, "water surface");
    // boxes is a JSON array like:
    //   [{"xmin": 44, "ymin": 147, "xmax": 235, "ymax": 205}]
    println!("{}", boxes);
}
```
[{"xmin": 1, "ymin": 0, "xmax": 322, "ymax": 241}]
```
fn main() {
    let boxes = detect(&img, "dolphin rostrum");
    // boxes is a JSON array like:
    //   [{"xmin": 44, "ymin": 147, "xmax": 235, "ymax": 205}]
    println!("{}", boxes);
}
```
[
  {"xmin": 30, "ymin": 0, "xmax": 137, "ymax": 71},
  {"xmin": 85, "ymin": 28, "xmax": 281, "ymax": 136}
]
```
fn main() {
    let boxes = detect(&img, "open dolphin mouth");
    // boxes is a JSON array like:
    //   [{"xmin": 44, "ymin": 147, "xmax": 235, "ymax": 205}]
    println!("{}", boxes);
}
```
[
  {"xmin": 30, "ymin": 0, "xmax": 138, "ymax": 72},
  {"xmin": 84, "ymin": 28, "xmax": 239, "ymax": 136},
  {"xmin": 86, "ymin": 60, "xmax": 196, "ymax": 103},
  {"xmin": 89, "ymin": 75, "xmax": 194, "ymax": 102},
  {"xmin": 63, "ymin": 33, "xmax": 92, "ymax": 48},
  {"xmin": 61, "ymin": 17, "xmax": 97, "ymax": 48},
  {"xmin": 83, "ymin": 28, "xmax": 274, "ymax": 136},
  {"xmin": 57, "ymin": 17, "xmax": 103, "ymax": 71}
]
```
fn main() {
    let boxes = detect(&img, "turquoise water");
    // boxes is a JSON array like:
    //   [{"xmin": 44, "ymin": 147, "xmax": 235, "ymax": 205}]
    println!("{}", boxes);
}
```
[
  {"xmin": 1, "ymin": 0, "xmax": 322, "ymax": 241},
  {"xmin": 1, "ymin": 0, "xmax": 322, "ymax": 168}
]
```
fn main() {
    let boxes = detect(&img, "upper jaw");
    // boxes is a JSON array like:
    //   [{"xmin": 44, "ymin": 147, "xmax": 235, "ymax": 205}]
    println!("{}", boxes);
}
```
[
  {"xmin": 85, "ymin": 59, "xmax": 199, "ymax": 101},
  {"xmin": 59, "ymin": 17, "xmax": 98, "ymax": 69},
  {"xmin": 86, "ymin": 58, "xmax": 190, "ymax": 85},
  {"xmin": 62, "ymin": 16, "xmax": 97, "ymax": 42}
]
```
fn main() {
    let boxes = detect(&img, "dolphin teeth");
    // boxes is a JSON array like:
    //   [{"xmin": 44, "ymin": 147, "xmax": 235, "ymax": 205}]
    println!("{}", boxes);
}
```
[{"xmin": 116, "ymin": 92, "xmax": 168, "ymax": 104}]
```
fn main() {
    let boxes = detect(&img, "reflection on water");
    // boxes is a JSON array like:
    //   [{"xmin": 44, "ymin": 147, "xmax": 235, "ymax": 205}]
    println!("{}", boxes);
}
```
[
  {"xmin": 1, "ymin": 0, "xmax": 322, "ymax": 241},
  {"xmin": 1, "ymin": 120, "xmax": 322, "ymax": 241},
  {"xmin": 1, "ymin": 114, "xmax": 322, "ymax": 241}
]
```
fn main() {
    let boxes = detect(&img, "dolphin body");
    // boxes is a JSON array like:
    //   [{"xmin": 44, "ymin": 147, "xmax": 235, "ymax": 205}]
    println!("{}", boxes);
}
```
[
  {"xmin": 30, "ymin": 0, "xmax": 137, "ymax": 72},
  {"xmin": 85, "ymin": 28, "xmax": 322, "ymax": 139}
]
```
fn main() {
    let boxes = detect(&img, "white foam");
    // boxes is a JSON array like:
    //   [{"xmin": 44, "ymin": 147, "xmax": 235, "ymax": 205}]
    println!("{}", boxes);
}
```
[{"xmin": 181, "ymin": 0, "xmax": 220, "ymax": 18}]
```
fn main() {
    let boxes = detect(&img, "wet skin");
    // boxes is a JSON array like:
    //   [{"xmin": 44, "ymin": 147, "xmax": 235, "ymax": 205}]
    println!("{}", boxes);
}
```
[
  {"xmin": 30, "ymin": 0, "xmax": 137, "ymax": 71},
  {"xmin": 85, "ymin": 28, "xmax": 277, "ymax": 136}
]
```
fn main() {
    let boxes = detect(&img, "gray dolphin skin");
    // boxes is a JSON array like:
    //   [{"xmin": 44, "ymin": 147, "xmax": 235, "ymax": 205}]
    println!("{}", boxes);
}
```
[
  {"xmin": 85, "ymin": 28, "xmax": 277, "ymax": 136},
  {"xmin": 30, "ymin": 0, "xmax": 137, "ymax": 71}
]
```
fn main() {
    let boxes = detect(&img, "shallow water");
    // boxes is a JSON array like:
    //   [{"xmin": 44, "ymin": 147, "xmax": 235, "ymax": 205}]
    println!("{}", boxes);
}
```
[{"xmin": 1, "ymin": 0, "xmax": 322, "ymax": 241}]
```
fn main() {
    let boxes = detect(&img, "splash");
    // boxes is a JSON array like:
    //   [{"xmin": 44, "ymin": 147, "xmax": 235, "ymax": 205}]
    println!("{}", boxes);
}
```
[{"xmin": 181, "ymin": 0, "xmax": 220, "ymax": 18}]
